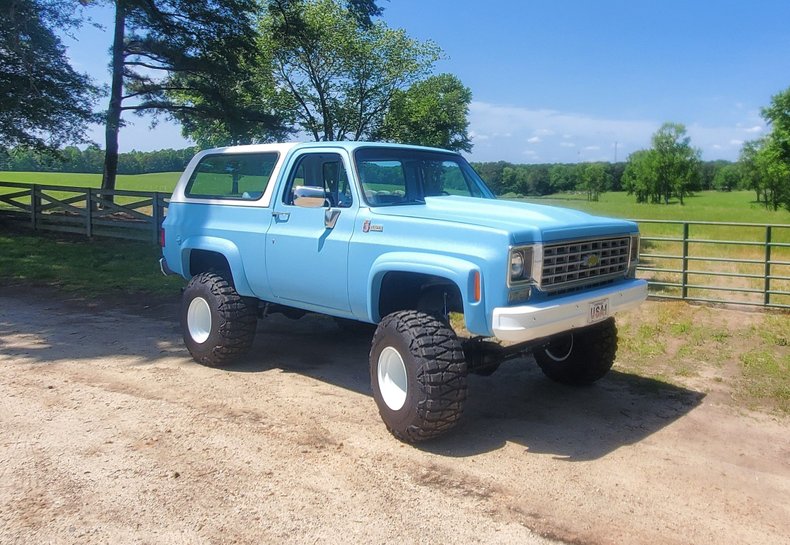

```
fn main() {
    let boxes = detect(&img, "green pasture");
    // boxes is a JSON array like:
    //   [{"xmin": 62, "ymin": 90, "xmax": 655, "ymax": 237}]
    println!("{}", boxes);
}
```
[
  {"xmin": 518, "ymin": 190, "xmax": 790, "ymax": 224},
  {"xmin": 0, "ymin": 171, "xmax": 181, "ymax": 193},
  {"xmin": 2, "ymin": 172, "xmax": 788, "ymax": 224}
]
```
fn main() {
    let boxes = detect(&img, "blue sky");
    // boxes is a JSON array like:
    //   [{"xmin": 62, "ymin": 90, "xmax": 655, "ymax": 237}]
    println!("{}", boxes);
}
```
[{"xmin": 64, "ymin": 0, "xmax": 790, "ymax": 163}]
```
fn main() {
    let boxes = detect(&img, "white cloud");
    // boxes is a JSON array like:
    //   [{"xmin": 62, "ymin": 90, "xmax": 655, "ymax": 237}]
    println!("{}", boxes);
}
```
[
  {"xmin": 744, "ymin": 125, "xmax": 763, "ymax": 133},
  {"xmin": 466, "ymin": 101, "xmax": 759, "ymax": 163}
]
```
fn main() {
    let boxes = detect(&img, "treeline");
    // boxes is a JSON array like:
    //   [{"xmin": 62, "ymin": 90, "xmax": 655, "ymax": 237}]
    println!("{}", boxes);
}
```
[
  {"xmin": 471, "ymin": 159, "xmax": 738, "ymax": 197},
  {"xmin": 3, "ymin": 143, "xmax": 752, "ymax": 198},
  {"xmin": 0, "ymin": 146, "xmax": 197, "ymax": 175}
]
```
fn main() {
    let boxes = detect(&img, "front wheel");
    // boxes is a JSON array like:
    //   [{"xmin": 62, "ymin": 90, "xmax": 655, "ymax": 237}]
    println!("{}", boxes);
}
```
[
  {"xmin": 533, "ymin": 318, "xmax": 618, "ymax": 385},
  {"xmin": 370, "ymin": 310, "xmax": 468, "ymax": 442},
  {"xmin": 180, "ymin": 272, "xmax": 258, "ymax": 367}
]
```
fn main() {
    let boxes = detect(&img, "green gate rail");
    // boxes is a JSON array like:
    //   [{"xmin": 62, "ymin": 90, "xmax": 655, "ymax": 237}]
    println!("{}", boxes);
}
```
[
  {"xmin": 634, "ymin": 219, "xmax": 790, "ymax": 310},
  {"xmin": 2, "ymin": 182, "xmax": 789, "ymax": 309}
]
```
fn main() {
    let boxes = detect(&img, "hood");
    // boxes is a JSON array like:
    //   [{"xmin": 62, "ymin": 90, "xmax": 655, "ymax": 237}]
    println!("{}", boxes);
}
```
[{"xmin": 370, "ymin": 196, "xmax": 638, "ymax": 244}]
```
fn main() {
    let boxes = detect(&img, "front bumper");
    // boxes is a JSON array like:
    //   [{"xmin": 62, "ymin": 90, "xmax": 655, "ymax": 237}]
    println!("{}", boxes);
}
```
[{"xmin": 491, "ymin": 279, "xmax": 648, "ymax": 343}]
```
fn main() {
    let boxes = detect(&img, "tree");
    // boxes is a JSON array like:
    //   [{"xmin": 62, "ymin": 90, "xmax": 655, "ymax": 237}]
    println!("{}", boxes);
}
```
[
  {"xmin": 712, "ymin": 164, "xmax": 740, "ymax": 192},
  {"xmin": 165, "ymin": 44, "xmax": 292, "ymax": 148},
  {"xmin": 761, "ymin": 87, "xmax": 790, "ymax": 167},
  {"xmin": 376, "ymin": 74, "xmax": 472, "ymax": 152},
  {"xmin": 623, "ymin": 123, "xmax": 700, "ymax": 204},
  {"xmin": 651, "ymin": 122, "xmax": 700, "ymax": 205},
  {"xmin": 758, "ymin": 87, "xmax": 790, "ymax": 211},
  {"xmin": 548, "ymin": 164, "xmax": 582, "ymax": 193},
  {"xmin": 261, "ymin": 0, "xmax": 440, "ymax": 142},
  {"xmin": 742, "ymin": 136, "xmax": 790, "ymax": 211},
  {"xmin": 622, "ymin": 149, "xmax": 658, "ymax": 203},
  {"xmin": 99, "ymin": 0, "xmax": 288, "ymax": 199},
  {"xmin": 581, "ymin": 163, "xmax": 609, "ymax": 201},
  {"xmin": 0, "ymin": 0, "xmax": 99, "ymax": 152}
]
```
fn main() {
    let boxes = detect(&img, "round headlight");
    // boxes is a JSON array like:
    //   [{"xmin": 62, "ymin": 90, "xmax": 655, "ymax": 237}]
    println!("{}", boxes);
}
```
[{"xmin": 510, "ymin": 251, "xmax": 525, "ymax": 280}]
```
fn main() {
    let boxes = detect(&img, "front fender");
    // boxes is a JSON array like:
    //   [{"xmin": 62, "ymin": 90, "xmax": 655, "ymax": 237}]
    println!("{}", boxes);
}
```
[
  {"xmin": 368, "ymin": 252, "xmax": 489, "ymax": 335},
  {"xmin": 179, "ymin": 236, "xmax": 254, "ymax": 297}
]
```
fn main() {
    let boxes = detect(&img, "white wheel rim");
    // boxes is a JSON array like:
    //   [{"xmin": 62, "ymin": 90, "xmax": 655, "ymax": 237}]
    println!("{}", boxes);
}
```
[
  {"xmin": 187, "ymin": 297, "xmax": 212, "ymax": 344},
  {"xmin": 545, "ymin": 334, "xmax": 574, "ymax": 362},
  {"xmin": 378, "ymin": 346, "xmax": 408, "ymax": 411}
]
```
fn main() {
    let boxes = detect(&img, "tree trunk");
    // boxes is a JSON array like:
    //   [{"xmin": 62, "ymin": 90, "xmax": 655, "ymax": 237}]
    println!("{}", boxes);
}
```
[{"xmin": 100, "ymin": 0, "xmax": 126, "ymax": 205}]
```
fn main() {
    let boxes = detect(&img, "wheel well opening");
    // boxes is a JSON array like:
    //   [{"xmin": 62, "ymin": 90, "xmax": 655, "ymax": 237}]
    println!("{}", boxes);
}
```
[
  {"xmin": 189, "ymin": 250, "xmax": 232, "ymax": 281},
  {"xmin": 378, "ymin": 272, "xmax": 463, "ymax": 320}
]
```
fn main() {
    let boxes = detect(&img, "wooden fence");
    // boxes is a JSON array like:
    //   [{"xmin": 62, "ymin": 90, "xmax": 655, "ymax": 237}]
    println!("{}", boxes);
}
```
[{"xmin": 0, "ymin": 182, "xmax": 167, "ymax": 243}]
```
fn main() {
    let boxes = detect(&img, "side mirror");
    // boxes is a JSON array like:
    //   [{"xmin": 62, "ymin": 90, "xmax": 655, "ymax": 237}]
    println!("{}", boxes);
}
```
[
  {"xmin": 325, "ymin": 208, "xmax": 341, "ymax": 229},
  {"xmin": 293, "ymin": 185, "xmax": 328, "ymax": 208}
]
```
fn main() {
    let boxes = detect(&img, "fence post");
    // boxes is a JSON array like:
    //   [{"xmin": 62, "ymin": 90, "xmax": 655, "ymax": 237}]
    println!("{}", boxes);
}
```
[
  {"xmin": 152, "ymin": 192, "xmax": 161, "ymax": 244},
  {"xmin": 86, "ymin": 189, "xmax": 93, "ymax": 238},
  {"xmin": 681, "ymin": 222, "xmax": 689, "ymax": 299},
  {"xmin": 764, "ymin": 225, "xmax": 772, "ymax": 306},
  {"xmin": 30, "ymin": 184, "xmax": 39, "ymax": 230}
]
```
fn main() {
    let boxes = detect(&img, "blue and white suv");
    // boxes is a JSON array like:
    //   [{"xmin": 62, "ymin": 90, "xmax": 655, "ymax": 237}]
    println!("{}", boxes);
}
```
[{"xmin": 161, "ymin": 142, "xmax": 647, "ymax": 442}]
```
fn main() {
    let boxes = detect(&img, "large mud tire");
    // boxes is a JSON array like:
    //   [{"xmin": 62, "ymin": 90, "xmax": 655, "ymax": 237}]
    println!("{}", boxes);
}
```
[
  {"xmin": 370, "ymin": 310, "xmax": 468, "ymax": 442},
  {"xmin": 533, "ymin": 318, "xmax": 618, "ymax": 385},
  {"xmin": 181, "ymin": 272, "xmax": 257, "ymax": 367}
]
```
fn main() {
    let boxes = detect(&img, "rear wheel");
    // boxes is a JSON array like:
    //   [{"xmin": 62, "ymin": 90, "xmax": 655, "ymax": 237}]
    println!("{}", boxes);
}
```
[
  {"xmin": 370, "ymin": 310, "xmax": 467, "ymax": 442},
  {"xmin": 181, "ymin": 272, "xmax": 257, "ymax": 367},
  {"xmin": 533, "ymin": 318, "xmax": 618, "ymax": 385}
]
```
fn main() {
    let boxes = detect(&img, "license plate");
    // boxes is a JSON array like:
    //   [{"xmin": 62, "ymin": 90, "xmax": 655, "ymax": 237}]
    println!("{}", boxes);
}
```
[{"xmin": 588, "ymin": 299, "xmax": 609, "ymax": 323}]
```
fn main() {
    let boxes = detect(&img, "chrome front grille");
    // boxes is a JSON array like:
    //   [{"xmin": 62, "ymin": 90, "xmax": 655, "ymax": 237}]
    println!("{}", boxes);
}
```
[{"xmin": 541, "ymin": 237, "xmax": 630, "ymax": 292}]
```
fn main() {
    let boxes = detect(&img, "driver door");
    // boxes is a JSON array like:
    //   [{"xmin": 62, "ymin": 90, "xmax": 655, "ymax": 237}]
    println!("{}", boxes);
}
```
[{"xmin": 265, "ymin": 150, "xmax": 356, "ymax": 311}]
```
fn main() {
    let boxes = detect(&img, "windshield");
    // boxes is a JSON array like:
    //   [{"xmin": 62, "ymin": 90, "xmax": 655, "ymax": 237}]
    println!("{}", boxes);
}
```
[{"xmin": 354, "ymin": 147, "xmax": 495, "ymax": 206}]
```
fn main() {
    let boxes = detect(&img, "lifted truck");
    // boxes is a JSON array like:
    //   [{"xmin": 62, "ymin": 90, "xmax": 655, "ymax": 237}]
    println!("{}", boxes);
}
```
[{"xmin": 160, "ymin": 142, "xmax": 647, "ymax": 442}]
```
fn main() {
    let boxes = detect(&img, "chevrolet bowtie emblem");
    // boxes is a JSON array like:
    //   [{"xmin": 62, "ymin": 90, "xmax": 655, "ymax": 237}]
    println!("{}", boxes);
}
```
[{"xmin": 583, "ymin": 254, "xmax": 601, "ymax": 268}]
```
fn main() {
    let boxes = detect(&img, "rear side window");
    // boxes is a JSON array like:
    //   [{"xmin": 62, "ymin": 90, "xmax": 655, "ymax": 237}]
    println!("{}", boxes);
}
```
[{"xmin": 185, "ymin": 152, "xmax": 278, "ymax": 200}]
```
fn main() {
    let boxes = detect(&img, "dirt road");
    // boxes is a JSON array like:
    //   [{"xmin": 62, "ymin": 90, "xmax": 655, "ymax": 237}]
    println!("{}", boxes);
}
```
[{"xmin": 0, "ymin": 291, "xmax": 788, "ymax": 545}]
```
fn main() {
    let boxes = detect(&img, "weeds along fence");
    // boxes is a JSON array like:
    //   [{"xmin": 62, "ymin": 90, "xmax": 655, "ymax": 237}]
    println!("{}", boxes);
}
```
[
  {"xmin": 1, "ymin": 182, "xmax": 789, "ymax": 309},
  {"xmin": 0, "ymin": 181, "xmax": 167, "ymax": 244}
]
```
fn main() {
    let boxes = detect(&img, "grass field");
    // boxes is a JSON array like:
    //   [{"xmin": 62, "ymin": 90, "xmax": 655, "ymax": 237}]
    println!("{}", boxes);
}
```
[
  {"xmin": 0, "ymin": 227, "xmax": 184, "ymax": 296},
  {"xmin": 3, "ymin": 172, "xmax": 788, "ymax": 223},
  {"xmin": 518, "ymin": 190, "xmax": 790, "ymax": 224},
  {"xmin": 0, "ymin": 171, "xmax": 181, "ymax": 193},
  {"xmin": 2, "ymin": 172, "xmax": 789, "ymax": 307}
]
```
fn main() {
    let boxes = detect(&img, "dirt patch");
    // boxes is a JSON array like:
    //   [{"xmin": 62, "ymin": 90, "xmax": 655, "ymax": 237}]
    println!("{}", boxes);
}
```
[{"xmin": 1, "ymin": 292, "xmax": 788, "ymax": 545}]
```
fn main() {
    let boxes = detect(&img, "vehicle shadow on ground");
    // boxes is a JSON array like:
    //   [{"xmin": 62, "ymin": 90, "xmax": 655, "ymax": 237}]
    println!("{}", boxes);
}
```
[
  {"xmin": 235, "ymin": 314, "xmax": 705, "ymax": 461},
  {"xmin": 1, "ymin": 300, "xmax": 704, "ymax": 462}
]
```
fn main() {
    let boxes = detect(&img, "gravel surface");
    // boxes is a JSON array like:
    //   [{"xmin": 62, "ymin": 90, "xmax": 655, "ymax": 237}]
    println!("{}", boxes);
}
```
[{"xmin": 1, "ymin": 292, "xmax": 788, "ymax": 545}]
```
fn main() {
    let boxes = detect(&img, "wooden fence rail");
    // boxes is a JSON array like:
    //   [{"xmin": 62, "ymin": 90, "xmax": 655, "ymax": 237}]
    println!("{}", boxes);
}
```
[{"xmin": 0, "ymin": 181, "xmax": 167, "ymax": 243}]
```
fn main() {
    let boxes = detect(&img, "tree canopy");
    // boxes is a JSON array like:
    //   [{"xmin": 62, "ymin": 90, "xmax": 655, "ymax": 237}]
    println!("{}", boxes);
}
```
[
  {"xmin": 623, "ymin": 123, "xmax": 701, "ymax": 204},
  {"xmin": 0, "ymin": 0, "xmax": 99, "ymax": 152},
  {"xmin": 98, "ymin": 0, "xmax": 289, "ymax": 195},
  {"xmin": 260, "ymin": 0, "xmax": 440, "ymax": 142},
  {"xmin": 376, "ymin": 73, "xmax": 472, "ymax": 152},
  {"xmin": 738, "ymin": 87, "xmax": 790, "ymax": 211}
]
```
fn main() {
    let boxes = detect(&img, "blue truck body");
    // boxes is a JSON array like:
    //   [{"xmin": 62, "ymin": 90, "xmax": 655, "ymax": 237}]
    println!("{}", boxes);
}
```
[{"xmin": 162, "ymin": 141, "xmax": 647, "ymax": 344}]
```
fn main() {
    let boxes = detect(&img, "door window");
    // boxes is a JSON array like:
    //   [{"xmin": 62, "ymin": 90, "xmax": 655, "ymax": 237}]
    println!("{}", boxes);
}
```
[{"xmin": 284, "ymin": 153, "xmax": 353, "ymax": 208}]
